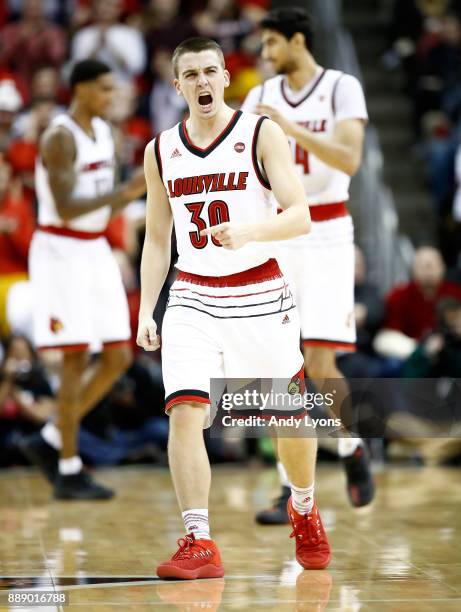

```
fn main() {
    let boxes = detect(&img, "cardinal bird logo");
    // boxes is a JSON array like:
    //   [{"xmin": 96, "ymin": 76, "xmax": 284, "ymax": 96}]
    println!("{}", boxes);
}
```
[
  {"xmin": 287, "ymin": 370, "xmax": 306, "ymax": 396},
  {"xmin": 50, "ymin": 317, "xmax": 64, "ymax": 334},
  {"xmin": 288, "ymin": 376, "xmax": 301, "ymax": 395}
]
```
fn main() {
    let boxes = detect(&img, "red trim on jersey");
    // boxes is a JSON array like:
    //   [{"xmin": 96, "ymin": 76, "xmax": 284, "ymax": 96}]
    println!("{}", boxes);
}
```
[
  {"xmin": 181, "ymin": 110, "xmax": 240, "ymax": 153},
  {"xmin": 309, "ymin": 202, "xmax": 348, "ymax": 221},
  {"xmin": 303, "ymin": 339, "xmax": 356, "ymax": 352},
  {"xmin": 103, "ymin": 339, "xmax": 131, "ymax": 349},
  {"xmin": 170, "ymin": 283, "xmax": 286, "ymax": 299},
  {"xmin": 38, "ymin": 225, "xmax": 105, "ymax": 240},
  {"xmin": 154, "ymin": 132, "xmax": 163, "ymax": 179},
  {"xmin": 81, "ymin": 160, "xmax": 113, "ymax": 172},
  {"xmin": 331, "ymin": 74, "xmax": 344, "ymax": 115},
  {"xmin": 252, "ymin": 116, "xmax": 271, "ymax": 189},
  {"xmin": 276, "ymin": 202, "xmax": 349, "ymax": 221},
  {"xmin": 165, "ymin": 395, "xmax": 210, "ymax": 413},
  {"xmin": 258, "ymin": 81, "xmax": 266, "ymax": 103},
  {"xmin": 38, "ymin": 343, "xmax": 89, "ymax": 352},
  {"xmin": 281, "ymin": 69, "xmax": 327, "ymax": 108},
  {"xmin": 176, "ymin": 258, "xmax": 282, "ymax": 287}
]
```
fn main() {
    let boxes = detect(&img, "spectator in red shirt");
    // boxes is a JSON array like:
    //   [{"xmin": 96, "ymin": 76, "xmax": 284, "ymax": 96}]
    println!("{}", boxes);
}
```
[
  {"xmin": 0, "ymin": 0, "xmax": 67, "ymax": 94},
  {"xmin": 0, "ymin": 156, "xmax": 35, "ymax": 338},
  {"xmin": 7, "ymin": 97, "xmax": 60, "ymax": 193},
  {"xmin": 374, "ymin": 246, "xmax": 461, "ymax": 359}
]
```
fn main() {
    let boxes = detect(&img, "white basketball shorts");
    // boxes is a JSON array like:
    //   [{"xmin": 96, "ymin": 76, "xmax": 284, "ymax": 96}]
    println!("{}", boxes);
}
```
[
  {"xmin": 161, "ymin": 258, "xmax": 304, "ymax": 416},
  {"xmin": 29, "ymin": 228, "xmax": 131, "ymax": 351},
  {"xmin": 277, "ymin": 212, "xmax": 356, "ymax": 351}
]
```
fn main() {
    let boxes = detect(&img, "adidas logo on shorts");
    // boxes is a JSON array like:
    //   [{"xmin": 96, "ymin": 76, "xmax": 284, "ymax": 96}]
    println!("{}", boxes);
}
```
[
  {"xmin": 170, "ymin": 148, "xmax": 182, "ymax": 158},
  {"xmin": 282, "ymin": 314, "xmax": 290, "ymax": 324}
]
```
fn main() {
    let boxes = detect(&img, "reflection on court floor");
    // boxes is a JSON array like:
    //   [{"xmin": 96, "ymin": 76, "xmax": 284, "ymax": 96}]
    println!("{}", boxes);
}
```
[{"xmin": 0, "ymin": 464, "xmax": 460, "ymax": 610}]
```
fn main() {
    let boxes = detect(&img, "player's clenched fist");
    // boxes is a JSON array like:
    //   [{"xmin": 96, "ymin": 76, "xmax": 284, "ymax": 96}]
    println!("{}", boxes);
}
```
[
  {"xmin": 200, "ymin": 222, "xmax": 251, "ymax": 250},
  {"xmin": 136, "ymin": 318, "xmax": 161, "ymax": 351}
]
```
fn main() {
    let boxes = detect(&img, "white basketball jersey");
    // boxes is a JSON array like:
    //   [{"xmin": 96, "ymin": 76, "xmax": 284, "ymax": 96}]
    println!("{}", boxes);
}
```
[
  {"xmin": 35, "ymin": 114, "xmax": 115, "ymax": 232},
  {"xmin": 156, "ymin": 110, "xmax": 274, "ymax": 276},
  {"xmin": 241, "ymin": 68, "xmax": 368, "ymax": 205}
]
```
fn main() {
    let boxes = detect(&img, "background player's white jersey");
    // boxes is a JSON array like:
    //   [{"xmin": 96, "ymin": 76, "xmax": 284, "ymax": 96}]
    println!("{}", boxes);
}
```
[
  {"xmin": 241, "ymin": 68, "xmax": 367, "ymax": 205},
  {"xmin": 35, "ymin": 114, "xmax": 115, "ymax": 232},
  {"xmin": 156, "ymin": 110, "xmax": 274, "ymax": 276}
]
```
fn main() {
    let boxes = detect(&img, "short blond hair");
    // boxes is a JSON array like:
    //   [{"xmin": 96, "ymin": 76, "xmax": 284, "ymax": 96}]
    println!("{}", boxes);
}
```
[{"xmin": 172, "ymin": 37, "xmax": 225, "ymax": 78}]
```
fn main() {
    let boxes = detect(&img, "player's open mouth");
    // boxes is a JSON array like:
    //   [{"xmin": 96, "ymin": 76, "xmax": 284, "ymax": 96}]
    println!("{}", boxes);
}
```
[{"xmin": 198, "ymin": 93, "xmax": 213, "ymax": 111}]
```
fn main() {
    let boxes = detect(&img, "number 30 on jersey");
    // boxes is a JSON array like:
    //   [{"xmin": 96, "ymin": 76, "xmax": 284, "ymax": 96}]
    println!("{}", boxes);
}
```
[{"xmin": 186, "ymin": 200, "xmax": 230, "ymax": 249}]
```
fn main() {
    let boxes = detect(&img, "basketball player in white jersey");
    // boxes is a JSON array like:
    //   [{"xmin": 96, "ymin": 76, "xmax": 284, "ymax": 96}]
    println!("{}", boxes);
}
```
[
  {"xmin": 137, "ymin": 37, "xmax": 331, "ymax": 579},
  {"xmin": 242, "ymin": 7, "xmax": 375, "ymax": 521},
  {"xmin": 20, "ymin": 60, "xmax": 146, "ymax": 500}
]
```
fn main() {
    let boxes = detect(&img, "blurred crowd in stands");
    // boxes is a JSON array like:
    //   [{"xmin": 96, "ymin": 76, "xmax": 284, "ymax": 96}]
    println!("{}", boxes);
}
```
[
  {"xmin": 1, "ymin": 0, "xmax": 460, "ymax": 468},
  {"xmin": 383, "ymin": 0, "xmax": 461, "ymax": 267}
]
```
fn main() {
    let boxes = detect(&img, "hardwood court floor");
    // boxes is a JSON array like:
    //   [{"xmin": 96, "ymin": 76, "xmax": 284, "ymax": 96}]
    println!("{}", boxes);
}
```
[{"xmin": 0, "ymin": 463, "xmax": 460, "ymax": 611}]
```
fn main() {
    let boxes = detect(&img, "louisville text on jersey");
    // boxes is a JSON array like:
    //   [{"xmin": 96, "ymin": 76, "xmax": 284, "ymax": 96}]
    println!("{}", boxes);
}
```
[
  {"xmin": 167, "ymin": 172, "xmax": 249, "ymax": 198},
  {"xmin": 299, "ymin": 119, "xmax": 327, "ymax": 133}
]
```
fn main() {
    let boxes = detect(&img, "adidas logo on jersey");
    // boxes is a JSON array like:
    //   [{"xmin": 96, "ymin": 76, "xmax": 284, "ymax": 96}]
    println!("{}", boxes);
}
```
[
  {"xmin": 282, "ymin": 314, "xmax": 290, "ymax": 324},
  {"xmin": 170, "ymin": 148, "xmax": 182, "ymax": 158}
]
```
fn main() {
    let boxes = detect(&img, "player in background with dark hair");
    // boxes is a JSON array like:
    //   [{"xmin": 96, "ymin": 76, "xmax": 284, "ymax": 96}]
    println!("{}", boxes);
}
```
[
  {"xmin": 242, "ymin": 7, "xmax": 375, "ymax": 521},
  {"xmin": 20, "ymin": 59, "xmax": 146, "ymax": 500}
]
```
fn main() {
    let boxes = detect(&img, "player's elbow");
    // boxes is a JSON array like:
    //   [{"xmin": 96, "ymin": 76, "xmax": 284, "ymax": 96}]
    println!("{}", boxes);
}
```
[
  {"xmin": 301, "ymin": 216, "xmax": 311, "ymax": 235},
  {"xmin": 343, "ymin": 153, "xmax": 362, "ymax": 176},
  {"xmin": 344, "ymin": 163, "xmax": 359, "ymax": 177},
  {"xmin": 145, "ymin": 229, "xmax": 171, "ymax": 260},
  {"xmin": 55, "ymin": 201, "xmax": 75, "ymax": 221},
  {"xmin": 292, "ymin": 202, "xmax": 311, "ymax": 236}
]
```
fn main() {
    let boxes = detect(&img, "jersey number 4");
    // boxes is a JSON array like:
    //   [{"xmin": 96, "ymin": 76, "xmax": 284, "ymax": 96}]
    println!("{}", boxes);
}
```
[
  {"xmin": 186, "ymin": 200, "xmax": 230, "ymax": 249},
  {"xmin": 295, "ymin": 144, "xmax": 310, "ymax": 174}
]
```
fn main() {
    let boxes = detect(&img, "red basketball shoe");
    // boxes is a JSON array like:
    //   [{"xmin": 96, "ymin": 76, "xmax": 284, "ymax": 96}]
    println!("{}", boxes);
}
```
[
  {"xmin": 287, "ymin": 497, "xmax": 331, "ymax": 569},
  {"xmin": 156, "ymin": 533, "xmax": 225, "ymax": 580}
]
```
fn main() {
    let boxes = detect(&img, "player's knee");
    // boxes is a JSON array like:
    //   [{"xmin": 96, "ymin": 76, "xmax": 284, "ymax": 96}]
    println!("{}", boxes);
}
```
[
  {"xmin": 62, "ymin": 350, "xmax": 88, "ymax": 377},
  {"xmin": 306, "ymin": 357, "xmax": 336, "ymax": 380},
  {"xmin": 307, "ymin": 363, "xmax": 335, "ymax": 379},
  {"xmin": 304, "ymin": 347, "xmax": 336, "ymax": 380},
  {"xmin": 102, "ymin": 344, "xmax": 133, "ymax": 374},
  {"xmin": 169, "ymin": 402, "xmax": 208, "ymax": 431}
]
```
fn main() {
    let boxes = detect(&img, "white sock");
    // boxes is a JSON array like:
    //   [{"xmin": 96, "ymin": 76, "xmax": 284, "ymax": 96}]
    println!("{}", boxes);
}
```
[
  {"xmin": 182, "ymin": 509, "xmax": 210, "ymax": 540},
  {"xmin": 277, "ymin": 461, "xmax": 291, "ymax": 488},
  {"xmin": 59, "ymin": 456, "xmax": 83, "ymax": 475},
  {"xmin": 41, "ymin": 422, "xmax": 62, "ymax": 450},
  {"xmin": 291, "ymin": 482, "xmax": 314, "ymax": 516},
  {"xmin": 338, "ymin": 437, "xmax": 362, "ymax": 458}
]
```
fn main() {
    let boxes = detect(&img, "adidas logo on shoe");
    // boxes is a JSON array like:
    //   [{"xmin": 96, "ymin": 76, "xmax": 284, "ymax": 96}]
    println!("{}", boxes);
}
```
[
  {"xmin": 282, "ymin": 314, "xmax": 290, "ymax": 324},
  {"xmin": 170, "ymin": 148, "xmax": 182, "ymax": 158}
]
